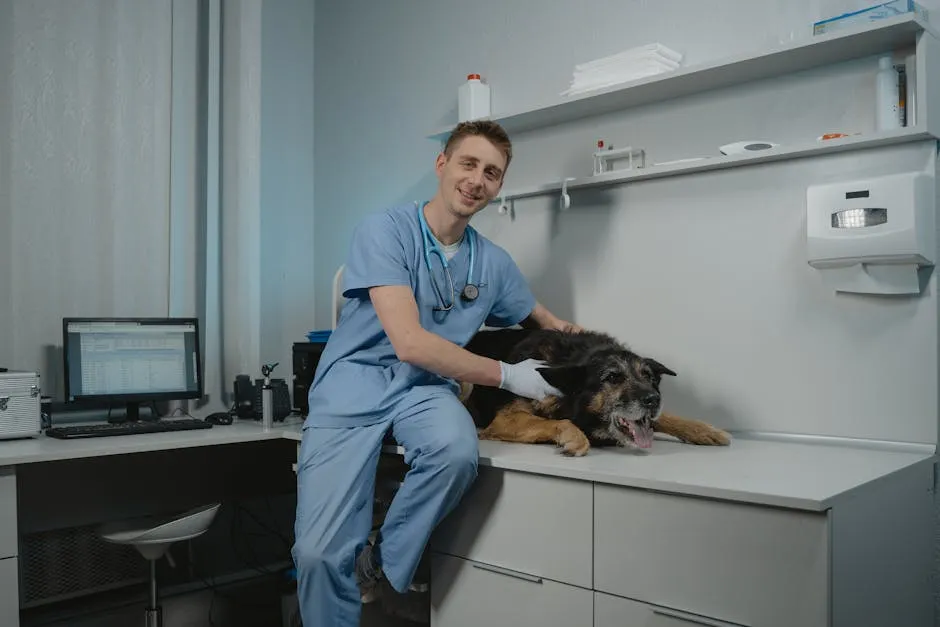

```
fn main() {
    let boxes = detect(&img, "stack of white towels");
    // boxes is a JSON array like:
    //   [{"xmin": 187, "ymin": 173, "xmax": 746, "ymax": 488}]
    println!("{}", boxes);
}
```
[{"xmin": 561, "ymin": 43, "xmax": 683, "ymax": 97}]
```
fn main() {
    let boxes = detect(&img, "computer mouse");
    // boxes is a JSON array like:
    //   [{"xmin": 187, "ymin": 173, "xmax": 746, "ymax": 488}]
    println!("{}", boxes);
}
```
[{"xmin": 205, "ymin": 412, "xmax": 234, "ymax": 426}]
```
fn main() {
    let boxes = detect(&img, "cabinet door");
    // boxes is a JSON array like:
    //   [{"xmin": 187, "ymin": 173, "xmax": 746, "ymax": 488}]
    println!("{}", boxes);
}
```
[
  {"xmin": 0, "ymin": 468, "xmax": 16, "ymax": 559},
  {"xmin": 430, "ymin": 552, "xmax": 592, "ymax": 627},
  {"xmin": 594, "ymin": 485, "xmax": 828, "ymax": 627},
  {"xmin": 0, "ymin": 558, "xmax": 19, "ymax": 627},
  {"xmin": 431, "ymin": 466, "xmax": 592, "ymax": 588},
  {"xmin": 595, "ymin": 591, "xmax": 748, "ymax": 627}
]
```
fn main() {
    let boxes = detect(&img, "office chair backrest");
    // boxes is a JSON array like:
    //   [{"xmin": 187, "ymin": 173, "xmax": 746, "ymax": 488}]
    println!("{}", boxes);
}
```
[{"xmin": 331, "ymin": 265, "xmax": 346, "ymax": 330}]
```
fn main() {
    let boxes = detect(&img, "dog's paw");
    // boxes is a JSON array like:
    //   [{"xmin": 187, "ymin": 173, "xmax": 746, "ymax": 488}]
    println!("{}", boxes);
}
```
[
  {"xmin": 557, "ymin": 425, "xmax": 590, "ymax": 457},
  {"xmin": 684, "ymin": 421, "xmax": 732, "ymax": 446}
]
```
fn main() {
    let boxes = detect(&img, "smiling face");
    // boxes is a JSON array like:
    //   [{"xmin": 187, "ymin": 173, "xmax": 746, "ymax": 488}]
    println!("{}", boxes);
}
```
[{"xmin": 434, "ymin": 128, "xmax": 510, "ymax": 221}]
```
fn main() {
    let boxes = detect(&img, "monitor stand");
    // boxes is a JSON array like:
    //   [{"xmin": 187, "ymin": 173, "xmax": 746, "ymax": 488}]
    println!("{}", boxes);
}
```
[{"xmin": 108, "ymin": 401, "xmax": 144, "ymax": 424}]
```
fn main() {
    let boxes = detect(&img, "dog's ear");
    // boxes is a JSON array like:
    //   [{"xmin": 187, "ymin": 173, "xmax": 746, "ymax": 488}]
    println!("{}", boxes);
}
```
[
  {"xmin": 645, "ymin": 358, "xmax": 676, "ymax": 377},
  {"xmin": 537, "ymin": 365, "xmax": 588, "ymax": 393}
]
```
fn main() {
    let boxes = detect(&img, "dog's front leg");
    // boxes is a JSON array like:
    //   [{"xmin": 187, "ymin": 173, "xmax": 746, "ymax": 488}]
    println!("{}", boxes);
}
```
[
  {"xmin": 653, "ymin": 412, "xmax": 731, "ymax": 446},
  {"xmin": 478, "ymin": 400, "xmax": 591, "ymax": 456}
]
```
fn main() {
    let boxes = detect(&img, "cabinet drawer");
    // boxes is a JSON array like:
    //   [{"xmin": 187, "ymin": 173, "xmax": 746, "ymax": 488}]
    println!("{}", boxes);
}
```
[
  {"xmin": 595, "ymin": 590, "xmax": 749, "ymax": 627},
  {"xmin": 430, "ymin": 552, "xmax": 592, "ymax": 627},
  {"xmin": 430, "ymin": 466, "xmax": 592, "ymax": 588},
  {"xmin": 0, "ymin": 557, "xmax": 19, "ymax": 627},
  {"xmin": 594, "ymin": 485, "xmax": 828, "ymax": 627},
  {"xmin": 0, "ymin": 469, "xmax": 16, "ymax": 559}
]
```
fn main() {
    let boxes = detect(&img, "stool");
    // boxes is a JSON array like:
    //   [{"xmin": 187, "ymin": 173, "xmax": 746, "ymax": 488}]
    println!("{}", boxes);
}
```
[{"xmin": 97, "ymin": 503, "xmax": 222, "ymax": 627}]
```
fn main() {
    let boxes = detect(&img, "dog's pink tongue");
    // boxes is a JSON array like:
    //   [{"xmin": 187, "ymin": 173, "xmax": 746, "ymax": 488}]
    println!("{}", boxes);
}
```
[{"xmin": 631, "ymin": 422, "xmax": 654, "ymax": 449}]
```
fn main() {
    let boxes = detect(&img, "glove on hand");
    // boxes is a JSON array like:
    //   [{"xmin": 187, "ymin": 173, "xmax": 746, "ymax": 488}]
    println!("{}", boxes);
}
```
[{"xmin": 498, "ymin": 359, "xmax": 563, "ymax": 401}]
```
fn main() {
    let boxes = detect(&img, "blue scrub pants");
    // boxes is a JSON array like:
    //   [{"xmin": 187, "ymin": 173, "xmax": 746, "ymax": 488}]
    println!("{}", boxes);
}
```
[{"xmin": 292, "ymin": 389, "xmax": 479, "ymax": 627}]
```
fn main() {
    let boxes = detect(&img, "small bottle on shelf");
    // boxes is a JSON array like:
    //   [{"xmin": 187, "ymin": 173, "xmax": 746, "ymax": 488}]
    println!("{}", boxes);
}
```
[{"xmin": 458, "ymin": 74, "xmax": 490, "ymax": 123}]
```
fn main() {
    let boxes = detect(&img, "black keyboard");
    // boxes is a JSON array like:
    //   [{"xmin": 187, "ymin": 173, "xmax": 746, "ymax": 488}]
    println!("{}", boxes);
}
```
[{"xmin": 45, "ymin": 418, "xmax": 212, "ymax": 440}]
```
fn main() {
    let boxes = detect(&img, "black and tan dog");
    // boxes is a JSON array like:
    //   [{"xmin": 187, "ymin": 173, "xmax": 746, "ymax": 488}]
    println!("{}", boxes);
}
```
[{"xmin": 459, "ymin": 327, "xmax": 731, "ymax": 456}]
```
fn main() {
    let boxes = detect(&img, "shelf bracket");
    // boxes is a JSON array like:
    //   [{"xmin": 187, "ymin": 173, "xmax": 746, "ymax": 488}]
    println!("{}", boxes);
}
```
[
  {"xmin": 496, "ymin": 194, "xmax": 514, "ymax": 220},
  {"xmin": 560, "ymin": 178, "xmax": 574, "ymax": 211}
]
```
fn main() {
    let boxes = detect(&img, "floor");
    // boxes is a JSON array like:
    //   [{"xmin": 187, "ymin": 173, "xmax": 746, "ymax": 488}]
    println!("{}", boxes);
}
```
[{"xmin": 22, "ymin": 575, "xmax": 429, "ymax": 627}]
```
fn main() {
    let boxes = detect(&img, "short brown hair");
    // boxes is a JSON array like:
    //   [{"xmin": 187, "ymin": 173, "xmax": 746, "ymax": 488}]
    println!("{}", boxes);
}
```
[{"xmin": 443, "ymin": 120, "xmax": 513, "ymax": 170}]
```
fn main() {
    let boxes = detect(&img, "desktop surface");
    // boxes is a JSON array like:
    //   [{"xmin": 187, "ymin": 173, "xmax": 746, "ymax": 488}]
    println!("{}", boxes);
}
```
[{"xmin": 0, "ymin": 416, "xmax": 300, "ymax": 466}]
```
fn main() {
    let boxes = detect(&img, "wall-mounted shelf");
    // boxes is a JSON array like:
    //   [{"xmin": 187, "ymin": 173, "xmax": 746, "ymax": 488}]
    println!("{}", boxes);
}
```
[
  {"xmin": 430, "ymin": 12, "xmax": 937, "ymax": 142},
  {"xmin": 491, "ymin": 126, "xmax": 937, "ymax": 209}
]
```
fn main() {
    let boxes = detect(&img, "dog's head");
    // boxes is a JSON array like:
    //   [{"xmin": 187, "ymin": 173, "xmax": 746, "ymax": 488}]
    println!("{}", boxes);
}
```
[{"xmin": 538, "ymin": 348, "xmax": 676, "ymax": 450}]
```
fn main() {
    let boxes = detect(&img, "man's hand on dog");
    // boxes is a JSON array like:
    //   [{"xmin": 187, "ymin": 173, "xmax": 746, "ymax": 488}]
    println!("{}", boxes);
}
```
[
  {"xmin": 498, "ymin": 358, "xmax": 563, "ymax": 401},
  {"xmin": 554, "ymin": 320, "xmax": 583, "ymax": 333}
]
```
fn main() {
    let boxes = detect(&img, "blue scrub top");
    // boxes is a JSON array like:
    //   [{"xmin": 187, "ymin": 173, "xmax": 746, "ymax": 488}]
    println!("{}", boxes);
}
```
[{"xmin": 305, "ymin": 201, "xmax": 536, "ymax": 428}]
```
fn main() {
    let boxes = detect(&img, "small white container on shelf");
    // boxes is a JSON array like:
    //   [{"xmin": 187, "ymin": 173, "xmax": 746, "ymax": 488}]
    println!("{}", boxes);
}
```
[
  {"xmin": 458, "ymin": 73, "xmax": 490, "ymax": 122},
  {"xmin": 875, "ymin": 54, "xmax": 902, "ymax": 130}
]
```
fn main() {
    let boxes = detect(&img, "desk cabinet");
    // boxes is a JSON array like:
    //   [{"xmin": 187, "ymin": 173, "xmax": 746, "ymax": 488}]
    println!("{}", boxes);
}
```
[
  {"xmin": 0, "ymin": 468, "xmax": 17, "ymax": 559},
  {"xmin": 430, "ymin": 466, "xmax": 593, "ymax": 589},
  {"xmin": 429, "ymin": 459, "xmax": 933, "ymax": 627},
  {"xmin": 429, "ymin": 553, "xmax": 592, "ymax": 627},
  {"xmin": 0, "ymin": 468, "xmax": 17, "ymax": 627},
  {"xmin": 593, "ymin": 485, "xmax": 829, "ymax": 627},
  {"xmin": 0, "ymin": 557, "xmax": 17, "ymax": 627}
]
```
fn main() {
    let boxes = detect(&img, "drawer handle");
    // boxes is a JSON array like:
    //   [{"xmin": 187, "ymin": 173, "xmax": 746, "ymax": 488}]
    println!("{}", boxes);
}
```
[
  {"xmin": 652, "ymin": 607, "xmax": 747, "ymax": 627},
  {"xmin": 471, "ymin": 562, "xmax": 543, "ymax": 584}
]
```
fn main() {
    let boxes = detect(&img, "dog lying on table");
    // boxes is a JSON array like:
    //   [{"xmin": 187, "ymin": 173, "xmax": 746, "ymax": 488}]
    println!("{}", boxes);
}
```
[{"xmin": 458, "ymin": 327, "xmax": 731, "ymax": 457}]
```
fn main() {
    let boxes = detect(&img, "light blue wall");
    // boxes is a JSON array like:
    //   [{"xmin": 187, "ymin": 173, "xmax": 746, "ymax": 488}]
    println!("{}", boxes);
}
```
[
  {"xmin": 260, "ymin": 0, "xmax": 316, "ymax": 374},
  {"xmin": 309, "ymin": 0, "xmax": 879, "ymax": 326},
  {"xmin": 311, "ymin": 0, "xmax": 938, "ymax": 445}
]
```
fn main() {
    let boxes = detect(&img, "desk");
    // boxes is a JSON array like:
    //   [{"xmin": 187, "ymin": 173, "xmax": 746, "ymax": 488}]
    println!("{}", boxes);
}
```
[{"xmin": 0, "ymin": 419, "xmax": 935, "ymax": 627}]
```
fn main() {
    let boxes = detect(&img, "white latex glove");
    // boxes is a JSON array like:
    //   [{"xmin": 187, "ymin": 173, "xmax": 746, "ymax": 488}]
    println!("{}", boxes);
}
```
[{"xmin": 498, "ymin": 359, "xmax": 563, "ymax": 401}]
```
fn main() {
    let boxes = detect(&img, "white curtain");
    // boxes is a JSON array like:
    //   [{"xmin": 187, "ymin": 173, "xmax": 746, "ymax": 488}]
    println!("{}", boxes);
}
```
[
  {"xmin": 0, "ymin": 0, "xmax": 285, "ymax": 414},
  {"xmin": 1, "ymin": 0, "xmax": 173, "ymax": 399}
]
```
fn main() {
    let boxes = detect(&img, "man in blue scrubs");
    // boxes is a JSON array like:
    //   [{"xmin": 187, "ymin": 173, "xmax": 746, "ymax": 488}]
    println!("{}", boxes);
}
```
[{"xmin": 293, "ymin": 120, "xmax": 581, "ymax": 626}]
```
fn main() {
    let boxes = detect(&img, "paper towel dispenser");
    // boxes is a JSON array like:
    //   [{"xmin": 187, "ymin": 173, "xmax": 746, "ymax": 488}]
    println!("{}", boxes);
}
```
[{"xmin": 806, "ymin": 171, "xmax": 935, "ymax": 295}]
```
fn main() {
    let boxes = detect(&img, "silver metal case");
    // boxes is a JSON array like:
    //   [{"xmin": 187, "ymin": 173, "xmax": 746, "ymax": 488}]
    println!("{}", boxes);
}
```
[{"xmin": 0, "ymin": 370, "xmax": 42, "ymax": 439}]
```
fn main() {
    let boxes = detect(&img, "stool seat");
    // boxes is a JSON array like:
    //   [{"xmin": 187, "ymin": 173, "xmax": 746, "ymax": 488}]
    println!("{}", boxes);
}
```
[{"xmin": 98, "ymin": 503, "xmax": 221, "ymax": 560}]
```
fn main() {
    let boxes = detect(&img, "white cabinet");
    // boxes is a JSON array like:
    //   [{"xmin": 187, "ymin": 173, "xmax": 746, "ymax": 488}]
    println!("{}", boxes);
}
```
[
  {"xmin": 430, "ymin": 552, "xmax": 592, "ymax": 627},
  {"xmin": 593, "ymin": 484, "xmax": 829, "ymax": 627},
  {"xmin": 0, "ymin": 468, "xmax": 16, "ymax": 559},
  {"xmin": 430, "ymin": 466, "xmax": 593, "ymax": 588},
  {"xmin": 0, "ymin": 557, "xmax": 19, "ymax": 627}
]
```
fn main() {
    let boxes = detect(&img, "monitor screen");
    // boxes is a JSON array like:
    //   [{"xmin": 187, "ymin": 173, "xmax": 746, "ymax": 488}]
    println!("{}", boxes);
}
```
[{"xmin": 63, "ymin": 318, "xmax": 203, "ymax": 419}]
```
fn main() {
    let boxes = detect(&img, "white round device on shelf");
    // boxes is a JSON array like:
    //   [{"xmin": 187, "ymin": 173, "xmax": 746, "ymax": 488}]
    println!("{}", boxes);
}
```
[{"xmin": 719, "ymin": 140, "xmax": 779, "ymax": 155}]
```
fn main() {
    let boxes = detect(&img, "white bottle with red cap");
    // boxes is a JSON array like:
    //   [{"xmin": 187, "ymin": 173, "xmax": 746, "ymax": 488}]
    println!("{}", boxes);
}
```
[{"xmin": 458, "ymin": 73, "xmax": 490, "ymax": 123}]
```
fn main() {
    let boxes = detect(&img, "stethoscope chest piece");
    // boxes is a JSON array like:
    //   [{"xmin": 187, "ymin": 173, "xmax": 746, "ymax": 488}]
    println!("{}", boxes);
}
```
[{"xmin": 461, "ymin": 283, "xmax": 479, "ymax": 302}]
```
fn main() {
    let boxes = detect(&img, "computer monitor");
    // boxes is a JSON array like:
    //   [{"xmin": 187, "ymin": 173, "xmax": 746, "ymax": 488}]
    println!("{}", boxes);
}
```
[{"xmin": 62, "ymin": 317, "xmax": 203, "ymax": 422}]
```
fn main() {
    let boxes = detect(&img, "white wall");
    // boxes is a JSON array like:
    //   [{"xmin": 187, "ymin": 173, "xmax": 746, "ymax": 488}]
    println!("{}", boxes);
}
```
[{"xmin": 312, "ymin": 0, "xmax": 939, "ymax": 448}]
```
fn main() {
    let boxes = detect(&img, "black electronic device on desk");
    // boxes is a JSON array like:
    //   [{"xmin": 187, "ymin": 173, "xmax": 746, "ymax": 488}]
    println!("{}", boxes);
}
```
[
  {"xmin": 232, "ymin": 367, "xmax": 292, "ymax": 421},
  {"xmin": 292, "ymin": 341, "xmax": 328, "ymax": 414},
  {"xmin": 47, "ymin": 317, "xmax": 210, "ymax": 440}
]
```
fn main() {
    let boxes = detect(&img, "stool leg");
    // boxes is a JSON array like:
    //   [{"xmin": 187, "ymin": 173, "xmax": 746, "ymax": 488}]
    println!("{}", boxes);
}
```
[{"xmin": 145, "ymin": 559, "xmax": 162, "ymax": 627}]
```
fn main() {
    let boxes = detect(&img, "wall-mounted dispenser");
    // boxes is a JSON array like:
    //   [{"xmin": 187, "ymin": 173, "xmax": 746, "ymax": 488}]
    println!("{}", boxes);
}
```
[{"xmin": 806, "ymin": 171, "xmax": 935, "ymax": 295}]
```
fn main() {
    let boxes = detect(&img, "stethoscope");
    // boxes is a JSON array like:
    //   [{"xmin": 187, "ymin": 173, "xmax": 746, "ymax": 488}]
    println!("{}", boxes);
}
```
[{"xmin": 416, "ymin": 201, "xmax": 479, "ymax": 311}]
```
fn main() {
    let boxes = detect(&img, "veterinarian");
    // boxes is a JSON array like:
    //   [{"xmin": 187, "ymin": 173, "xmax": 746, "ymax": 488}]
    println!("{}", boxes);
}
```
[{"xmin": 292, "ymin": 120, "xmax": 582, "ymax": 626}]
